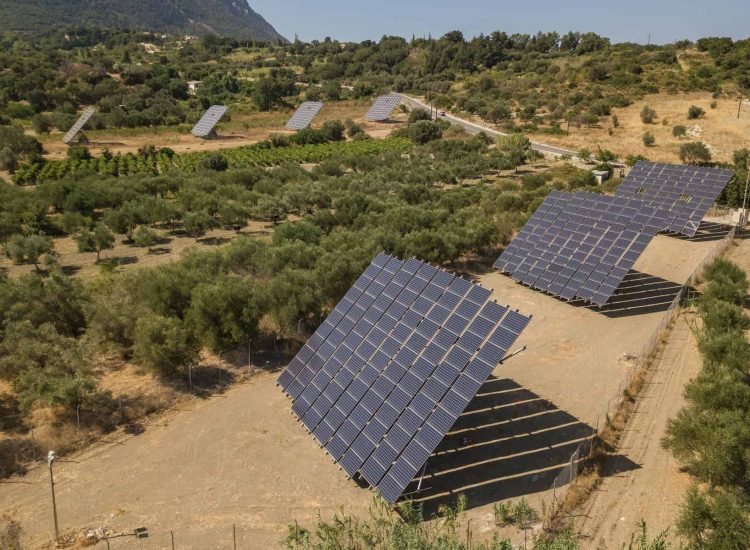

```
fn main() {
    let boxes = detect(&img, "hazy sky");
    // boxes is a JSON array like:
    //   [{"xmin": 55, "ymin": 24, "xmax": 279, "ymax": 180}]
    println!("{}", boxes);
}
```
[{"xmin": 250, "ymin": 0, "xmax": 749, "ymax": 44}]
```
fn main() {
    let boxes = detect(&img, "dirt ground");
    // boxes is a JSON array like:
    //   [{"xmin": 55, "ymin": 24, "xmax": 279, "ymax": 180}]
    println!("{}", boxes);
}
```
[
  {"xmin": 574, "ymin": 314, "xmax": 700, "ymax": 548},
  {"xmin": 0, "ymin": 224, "xmax": 735, "ymax": 549},
  {"xmin": 38, "ymin": 100, "xmax": 406, "ymax": 160},
  {"xmin": 527, "ymin": 91, "xmax": 750, "ymax": 164}
]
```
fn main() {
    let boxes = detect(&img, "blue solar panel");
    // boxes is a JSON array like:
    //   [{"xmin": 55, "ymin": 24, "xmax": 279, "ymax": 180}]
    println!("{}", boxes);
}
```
[{"xmin": 277, "ymin": 254, "xmax": 531, "ymax": 503}]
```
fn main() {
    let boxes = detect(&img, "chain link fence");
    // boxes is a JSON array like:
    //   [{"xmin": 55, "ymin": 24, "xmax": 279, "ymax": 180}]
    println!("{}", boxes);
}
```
[{"xmin": 544, "ymin": 223, "xmax": 738, "ymax": 521}]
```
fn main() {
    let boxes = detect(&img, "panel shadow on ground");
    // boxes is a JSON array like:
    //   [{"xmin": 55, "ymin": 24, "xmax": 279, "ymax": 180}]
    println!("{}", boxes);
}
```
[
  {"xmin": 402, "ymin": 377, "xmax": 637, "ymax": 514},
  {"xmin": 575, "ymin": 270, "xmax": 686, "ymax": 318}
]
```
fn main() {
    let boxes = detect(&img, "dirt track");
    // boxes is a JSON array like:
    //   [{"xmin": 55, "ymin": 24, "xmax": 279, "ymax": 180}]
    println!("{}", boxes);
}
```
[{"xmin": 575, "ymin": 314, "xmax": 700, "ymax": 548}]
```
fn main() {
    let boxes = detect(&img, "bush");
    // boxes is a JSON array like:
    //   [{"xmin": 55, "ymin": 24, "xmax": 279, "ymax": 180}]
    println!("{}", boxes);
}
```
[
  {"xmin": 290, "ymin": 128, "xmax": 327, "ymax": 145},
  {"xmin": 66, "ymin": 146, "xmax": 92, "ymax": 161},
  {"xmin": 408, "ymin": 108, "xmax": 432, "ymax": 123},
  {"xmin": 200, "ymin": 152, "xmax": 228, "ymax": 171},
  {"xmin": 688, "ymin": 105, "xmax": 706, "ymax": 119},
  {"xmin": 642, "ymin": 132, "xmax": 656, "ymax": 146},
  {"xmin": 640, "ymin": 106, "xmax": 657, "ymax": 124},
  {"xmin": 672, "ymin": 125, "xmax": 687, "ymax": 138},
  {"xmin": 405, "ymin": 120, "xmax": 443, "ymax": 144},
  {"xmin": 680, "ymin": 142, "xmax": 711, "ymax": 165},
  {"xmin": 321, "ymin": 120, "xmax": 345, "ymax": 142},
  {"xmin": 133, "ymin": 226, "xmax": 159, "ymax": 248}
]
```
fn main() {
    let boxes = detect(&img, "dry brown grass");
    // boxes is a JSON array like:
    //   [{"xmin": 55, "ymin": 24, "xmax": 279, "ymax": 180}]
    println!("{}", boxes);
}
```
[{"xmin": 527, "ymin": 91, "xmax": 750, "ymax": 163}]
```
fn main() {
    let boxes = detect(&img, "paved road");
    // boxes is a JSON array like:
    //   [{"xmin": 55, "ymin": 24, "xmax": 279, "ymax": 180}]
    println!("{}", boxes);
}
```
[{"xmin": 394, "ymin": 93, "xmax": 578, "ymax": 158}]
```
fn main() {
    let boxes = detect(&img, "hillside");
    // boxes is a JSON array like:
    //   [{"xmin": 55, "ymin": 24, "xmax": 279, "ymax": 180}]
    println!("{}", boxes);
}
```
[{"xmin": 0, "ymin": 0, "xmax": 286, "ymax": 42}]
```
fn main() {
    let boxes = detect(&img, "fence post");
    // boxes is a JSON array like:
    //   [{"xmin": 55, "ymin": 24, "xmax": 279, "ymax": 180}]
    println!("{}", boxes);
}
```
[
  {"xmin": 171, "ymin": 531, "xmax": 175, "ymax": 550},
  {"xmin": 233, "ymin": 524, "xmax": 237, "ymax": 550},
  {"xmin": 30, "ymin": 427, "xmax": 37, "ymax": 461}
]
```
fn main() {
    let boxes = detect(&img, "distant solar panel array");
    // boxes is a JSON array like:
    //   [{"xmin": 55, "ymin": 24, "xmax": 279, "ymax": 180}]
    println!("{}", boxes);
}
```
[
  {"xmin": 494, "ymin": 191, "xmax": 670, "ymax": 307},
  {"xmin": 365, "ymin": 94, "xmax": 402, "ymax": 121},
  {"xmin": 191, "ymin": 105, "xmax": 228, "ymax": 138},
  {"xmin": 62, "ymin": 107, "xmax": 97, "ymax": 145},
  {"xmin": 286, "ymin": 101, "xmax": 324, "ymax": 130},
  {"xmin": 616, "ymin": 161, "xmax": 735, "ymax": 237},
  {"xmin": 278, "ymin": 253, "xmax": 531, "ymax": 503}
]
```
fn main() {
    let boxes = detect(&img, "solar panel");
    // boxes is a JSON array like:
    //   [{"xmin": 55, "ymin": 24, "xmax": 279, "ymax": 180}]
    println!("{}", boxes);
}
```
[
  {"xmin": 279, "ymin": 253, "xmax": 531, "ymax": 503},
  {"xmin": 494, "ymin": 191, "xmax": 664, "ymax": 307},
  {"xmin": 285, "ymin": 101, "xmax": 324, "ymax": 130},
  {"xmin": 615, "ymin": 161, "xmax": 735, "ymax": 237},
  {"xmin": 191, "ymin": 105, "xmax": 228, "ymax": 138},
  {"xmin": 62, "ymin": 107, "xmax": 97, "ymax": 144},
  {"xmin": 365, "ymin": 95, "xmax": 402, "ymax": 121}
]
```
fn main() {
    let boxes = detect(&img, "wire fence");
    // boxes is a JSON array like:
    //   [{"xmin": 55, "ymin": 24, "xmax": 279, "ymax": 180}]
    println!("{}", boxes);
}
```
[{"xmin": 544, "ymin": 223, "xmax": 738, "ymax": 521}]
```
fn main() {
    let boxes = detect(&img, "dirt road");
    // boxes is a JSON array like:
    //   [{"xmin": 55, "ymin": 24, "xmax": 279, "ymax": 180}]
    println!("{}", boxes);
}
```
[{"xmin": 575, "ymin": 314, "xmax": 700, "ymax": 548}]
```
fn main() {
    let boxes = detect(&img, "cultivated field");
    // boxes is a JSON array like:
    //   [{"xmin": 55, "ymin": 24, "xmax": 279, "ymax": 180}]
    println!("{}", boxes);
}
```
[{"xmin": 0, "ymin": 220, "xmax": 733, "ymax": 549}]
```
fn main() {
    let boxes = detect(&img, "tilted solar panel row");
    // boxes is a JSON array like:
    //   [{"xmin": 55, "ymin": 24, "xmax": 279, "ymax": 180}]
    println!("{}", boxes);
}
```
[
  {"xmin": 278, "ymin": 253, "xmax": 530, "ymax": 503},
  {"xmin": 63, "ymin": 107, "xmax": 97, "ymax": 144},
  {"xmin": 286, "ymin": 101, "xmax": 324, "ymax": 130},
  {"xmin": 365, "ymin": 95, "xmax": 402, "ymax": 121},
  {"xmin": 615, "ymin": 161, "xmax": 734, "ymax": 237},
  {"xmin": 494, "ymin": 191, "xmax": 666, "ymax": 306},
  {"xmin": 191, "ymin": 105, "xmax": 228, "ymax": 137}
]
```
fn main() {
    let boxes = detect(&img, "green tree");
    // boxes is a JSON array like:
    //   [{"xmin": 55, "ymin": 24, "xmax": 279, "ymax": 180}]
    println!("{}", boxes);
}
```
[
  {"xmin": 133, "ymin": 314, "xmax": 199, "ymax": 377},
  {"xmin": 76, "ymin": 224, "xmax": 114, "ymax": 262},
  {"xmin": 0, "ymin": 321, "xmax": 96, "ymax": 413},
  {"xmin": 680, "ymin": 142, "xmax": 712, "ymax": 165},
  {"xmin": 188, "ymin": 277, "xmax": 266, "ymax": 352},
  {"xmin": 678, "ymin": 486, "xmax": 750, "ymax": 549},
  {"xmin": 3, "ymin": 234, "xmax": 54, "ymax": 272}
]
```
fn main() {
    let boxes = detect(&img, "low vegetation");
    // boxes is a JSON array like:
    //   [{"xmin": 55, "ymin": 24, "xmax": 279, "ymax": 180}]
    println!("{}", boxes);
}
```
[{"xmin": 662, "ymin": 257, "xmax": 750, "ymax": 548}]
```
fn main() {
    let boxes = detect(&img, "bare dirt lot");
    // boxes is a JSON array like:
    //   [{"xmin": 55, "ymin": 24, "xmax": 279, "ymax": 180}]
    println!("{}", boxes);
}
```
[
  {"xmin": 38, "ymin": 100, "xmax": 407, "ymax": 160},
  {"xmin": 0, "ymin": 224, "xmax": 734, "ymax": 549},
  {"xmin": 527, "ymin": 92, "xmax": 750, "ymax": 164}
]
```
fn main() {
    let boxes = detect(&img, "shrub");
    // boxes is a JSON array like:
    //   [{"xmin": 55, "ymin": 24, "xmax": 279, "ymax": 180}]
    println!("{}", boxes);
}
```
[
  {"xmin": 672, "ymin": 125, "xmax": 687, "ymax": 138},
  {"xmin": 66, "ymin": 146, "xmax": 92, "ymax": 161},
  {"xmin": 643, "ymin": 132, "xmax": 656, "ymax": 146},
  {"xmin": 321, "ymin": 120, "xmax": 345, "ymax": 142},
  {"xmin": 408, "ymin": 108, "xmax": 432, "ymax": 123},
  {"xmin": 640, "ymin": 106, "xmax": 657, "ymax": 124},
  {"xmin": 405, "ymin": 120, "xmax": 443, "ymax": 144},
  {"xmin": 688, "ymin": 105, "xmax": 706, "ymax": 119},
  {"xmin": 200, "ymin": 152, "xmax": 228, "ymax": 171},
  {"xmin": 133, "ymin": 226, "xmax": 159, "ymax": 248}
]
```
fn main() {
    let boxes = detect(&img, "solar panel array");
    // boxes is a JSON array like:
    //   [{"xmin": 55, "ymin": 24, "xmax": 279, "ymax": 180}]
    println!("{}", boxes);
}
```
[
  {"xmin": 62, "ymin": 107, "xmax": 97, "ymax": 144},
  {"xmin": 278, "ymin": 253, "xmax": 531, "ymax": 503},
  {"xmin": 285, "ymin": 101, "xmax": 324, "ymax": 130},
  {"xmin": 191, "ymin": 105, "xmax": 228, "ymax": 138},
  {"xmin": 365, "ymin": 94, "xmax": 402, "ymax": 121},
  {"xmin": 494, "ymin": 191, "xmax": 670, "ymax": 307},
  {"xmin": 616, "ymin": 161, "xmax": 735, "ymax": 237}
]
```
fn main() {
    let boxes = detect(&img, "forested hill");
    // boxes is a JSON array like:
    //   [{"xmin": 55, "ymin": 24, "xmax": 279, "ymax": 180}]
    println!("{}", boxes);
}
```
[{"xmin": 0, "ymin": 0, "xmax": 287, "ymax": 43}]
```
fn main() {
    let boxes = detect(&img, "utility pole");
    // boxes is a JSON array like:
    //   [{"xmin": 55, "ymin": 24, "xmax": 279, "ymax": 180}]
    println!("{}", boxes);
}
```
[{"xmin": 47, "ymin": 451, "xmax": 59, "ymax": 542}]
